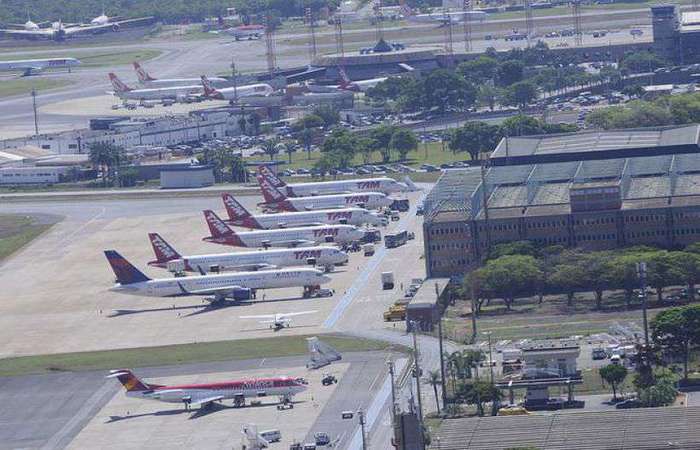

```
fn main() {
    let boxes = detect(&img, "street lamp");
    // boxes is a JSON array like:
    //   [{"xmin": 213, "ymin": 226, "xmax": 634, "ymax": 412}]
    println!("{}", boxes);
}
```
[
  {"xmin": 341, "ymin": 410, "xmax": 367, "ymax": 450},
  {"xmin": 483, "ymin": 331, "xmax": 494, "ymax": 384}
]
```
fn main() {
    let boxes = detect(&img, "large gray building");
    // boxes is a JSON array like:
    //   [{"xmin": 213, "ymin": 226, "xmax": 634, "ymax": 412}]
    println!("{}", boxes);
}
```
[{"xmin": 423, "ymin": 125, "xmax": 700, "ymax": 278}]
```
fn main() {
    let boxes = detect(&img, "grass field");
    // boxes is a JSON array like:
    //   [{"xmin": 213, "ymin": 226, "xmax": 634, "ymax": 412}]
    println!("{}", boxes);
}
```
[
  {"xmin": 0, "ymin": 214, "xmax": 55, "ymax": 261},
  {"xmin": 0, "ymin": 49, "xmax": 161, "ymax": 68},
  {"xmin": 0, "ymin": 77, "xmax": 72, "ymax": 98},
  {"xmin": 0, "ymin": 334, "xmax": 400, "ymax": 376}
]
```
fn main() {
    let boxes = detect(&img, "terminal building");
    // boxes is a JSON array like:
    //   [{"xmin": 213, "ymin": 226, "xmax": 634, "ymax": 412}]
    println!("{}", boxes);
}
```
[{"xmin": 423, "ymin": 125, "xmax": 700, "ymax": 278}]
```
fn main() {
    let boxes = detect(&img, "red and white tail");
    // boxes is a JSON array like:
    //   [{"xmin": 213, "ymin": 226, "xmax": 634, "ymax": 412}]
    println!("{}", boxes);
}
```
[
  {"xmin": 257, "ymin": 165, "xmax": 286, "ymax": 188},
  {"xmin": 200, "ymin": 75, "xmax": 219, "ymax": 98},
  {"xmin": 108, "ymin": 73, "xmax": 132, "ymax": 93},
  {"xmin": 203, "ymin": 210, "xmax": 234, "ymax": 238},
  {"xmin": 147, "ymin": 233, "xmax": 181, "ymax": 266},
  {"xmin": 133, "ymin": 62, "xmax": 155, "ymax": 82},
  {"xmin": 256, "ymin": 174, "xmax": 287, "ymax": 204},
  {"xmin": 107, "ymin": 369, "xmax": 157, "ymax": 392},
  {"xmin": 338, "ymin": 66, "xmax": 351, "ymax": 87},
  {"xmin": 222, "ymin": 193, "xmax": 262, "ymax": 228}
]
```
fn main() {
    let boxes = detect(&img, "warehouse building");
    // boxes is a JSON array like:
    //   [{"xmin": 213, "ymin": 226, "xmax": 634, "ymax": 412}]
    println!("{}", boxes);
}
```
[
  {"xmin": 160, "ymin": 165, "xmax": 214, "ymax": 189},
  {"xmin": 423, "ymin": 125, "xmax": 700, "ymax": 278}
]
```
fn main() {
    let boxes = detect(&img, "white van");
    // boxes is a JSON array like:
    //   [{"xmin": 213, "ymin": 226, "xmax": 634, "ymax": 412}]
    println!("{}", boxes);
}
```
[{"xmin": 260, "ymin": 429, "xmax": 281, "ymax": 443}]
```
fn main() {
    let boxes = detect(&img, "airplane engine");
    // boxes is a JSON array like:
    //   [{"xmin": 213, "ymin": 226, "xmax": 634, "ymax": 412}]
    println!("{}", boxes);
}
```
[{"xmin": 112, "ymin": 23, "xmax": 120, "ymax": 32}]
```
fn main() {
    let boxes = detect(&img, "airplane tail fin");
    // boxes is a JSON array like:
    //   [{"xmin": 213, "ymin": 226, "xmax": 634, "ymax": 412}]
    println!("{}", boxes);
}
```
[
  {"xmin": 256, "ymin": 174, "xmax": 287, "ymax": 204},
  {"xmin": 200, "ymin": 75, "xmax": 219, "ymax": 98},
  {"xmin": 133, "ymin": 62, "xmax": 155, "ymax": 82},
  {"xmin": 203, "ymin": 210, "xmax": 235, "ymax": 238},
  {"xmin": 104, "ymin": 250, "xmax": 150, "ymax": 285},
  {"xmin": 108, "ymin": 73, "xmax": 132, "ymax": 93},
  {"xmin": 338, "ymin": 66, "xmax": 351, "ymax": 87},
  {"xmin": 147, "ymin": 233, "xmax": 181, "ymax": 266},
  {"xmin": 403, "ymin": 175, "xmax": 421, "ymax": 192},
  {"xmin": 107, "ymin": 369, "xmax": 154, "ymax": 392},
  {"xmin": 222, "ymin": 193, "xmax": 262, "ymax": 228},
  {"xmin": 256, "ymin": 165, "xmax": 286, "ymax": 188}
]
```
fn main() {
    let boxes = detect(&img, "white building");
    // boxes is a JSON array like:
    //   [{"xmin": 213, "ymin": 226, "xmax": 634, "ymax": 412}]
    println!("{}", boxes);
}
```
[
  {"xmin": 0, "ymin": 166, "xmax": 70, "ymax": 184},
  {"xmin": 160, "ymin": 165, "xmax": 214, "ymax": 188},
  {"xmin": 520, "ymin": 340, "xmax": 581, "ymax": 379}
]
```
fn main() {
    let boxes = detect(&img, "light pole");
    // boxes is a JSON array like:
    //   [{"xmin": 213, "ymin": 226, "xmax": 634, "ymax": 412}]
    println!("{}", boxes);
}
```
[
  {"xmin": 31, "ymin": 87, "xmax": 39, "ymax": 136},
  {"xmin": 411, "ymin": 320, "xmax": 424, "ymax": 423},
  {"xmin": 484, "ymin": 331, "xmax": 494, "ymax": 384},
  {"xmin": 436, "ymin": 283, "xmax": 448, "ymax": 411},
  {"xmin": 388, "ymin": 360, "xmax": 397, "ymax": 421},
  {"xmin": 636, "ymin": 262, "xmax": 650, "ymax": 345},
  {"xmin": 341, "ymin": 410, "xmax": 367, "ymax": 450}
]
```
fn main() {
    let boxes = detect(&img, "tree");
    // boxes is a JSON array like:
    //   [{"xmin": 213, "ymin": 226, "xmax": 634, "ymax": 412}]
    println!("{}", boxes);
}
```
[
  {"xmin": 390, "ymin": 128, "xmax": 418, "ymax": 161},
  {"xmin": 496, "ymin": 60, "xmax": 524, "ymax": 87},
  {"xmin": 321, "ymin": 128, "xmax": 356, "ymax": 168},
  {"xmin": 422, "ymin": 69, "xmax": 477, "ymax": 114},
  {"xmin": 490, "ymin": 241, "xmax": 539, "ymax": 259},
  {"xmin": 247, "ymin": 112, "xmax": 261, "ymax": 136},
  {"xmin": 581, "ymin": 252, "xmax": 615, "ymax": 310},
  {"xmin": 620, "ymin": 51, "xmax": 667, "ymax": 74},
  {"xmin": 457, "ymin": 56, "xmax": 499, "ymax": 83},
  {"xmin": 637, "ymin": 368, "xmax": 677, "ymax": 407},
  {"xmin": 237, "ymin": 115, "xmax": 247, "ymax": 135},
  {"xmin": 672, "ymin": 252, "xmax": 700, "ymax": 302},
  {"xmin": 368, "ymin": 124, "xmax": 395, "ymax": 163},
  {"xmin": 646, "ymin": 251, "xmax": 683, "ymax": 303},
  {"xmin": 457, "ymin": 380, "xmax": 503, "ymax": 416},
  {"xmin": 651, "ymin": 305, "xmax": 700, "ymax": 379},
  {"xmin": 599, "ymin": 364, "xmax": 628, "ymax": 401},
  {"xmin": 621, "ymin": 84, "xmax": 645, "ymax": 99},
  {"xmin": 448, "ymin": 121, "xmax": 500, "ymax": 160},
  {"xmin": 298, "ymin": 127, "xmax": 315, "ymax": 160},
  {"xmin": 549, "ymin": 262, "xmax": 587, "ymax": 307},
  {"xmin": 283, "ymin": 141, "xmax": 295, "ymax": 164},
  {"xmin": 299, "ymin": 113, "xmax": 323, "ymax": 130},
  {"xmin": 312, "ymin": 104, "xmax": 340, "ymax": 127},
  {"xmin": 504, "ymin": 81, "xmax": 539, "ymax": 109},
  {"xmin": 88, "ymin": 142, "xmax": 125, "ymax": 187},
  {"xmin": 608, "ymin": 253, "xmax": 644, "ymax": 307},
  {"xmin": 477, "ymin": 84, "xmax": 503, "ymax": 111},
  {"xmin": 478, "ymin": 255, "xmax": 542, "ymax": 311},
  {"xmin": 261, "ymin": 137, "xmax": 281, "ymax": 161},
  {"xmin": 427, "ymin": 370, "xmax": 442, "ymax": 414},
  {"xmin": 499, "ymin": 114, "xmax": 546, "ymax": 137}
]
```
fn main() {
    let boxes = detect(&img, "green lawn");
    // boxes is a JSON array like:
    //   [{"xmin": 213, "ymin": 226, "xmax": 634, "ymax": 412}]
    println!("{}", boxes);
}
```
[
  {"xmin": 0, "ymin": 214, "xmax": 56, "ymax": 261},
  {"xmin": 0, "ymin": 49, "xmax": 161, "ymax": 68},
  {"xmin": 0, "ymin": 334, "xmax": 400, "ymax": 377},
  {"xmin": 0, "ymin": 77, "xmax": 72, "ymax": 98}
]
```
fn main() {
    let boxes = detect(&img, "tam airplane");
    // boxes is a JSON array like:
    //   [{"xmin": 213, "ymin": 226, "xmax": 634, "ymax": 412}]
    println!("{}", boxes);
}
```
[
  {"xmin": 104, "ymin": 250, "xmax": 331, "ymax": 302},
  {"xmin": 399, "ymin": 1, "xmax": 487, "ymax": 24},
  {"xmin": 0, "ymin": 14, "xmax": 153, "ymax": 41},
  {"xmin": 257, "ymin": 165, "xmax": 417, "ymax": 197},
  {"xmin": 133, "ymin": 62, "xmax": 228, "ymax": 88},
  {"xmin": 108, "ymin": 369, "xmax": 307, "ymax": 409},
  {"xmin": 221, "ymin": 193, "xmax": 384, "ymax": 229},
  {"xmin": 308, "ymin": 67, "xmax": 387, "ymax": 94},
  {"xmin": 227, "ymin": 24, "xmax": 266, "ymax": 40},
  {"xmin": 0, "ymin": 57, "xmax": 81, "ymax": 76},
  {"xmin": 108, "ymin": 73, "xmax": 202, "ymax": 101},
  {"xmin": 202, "ymin": 210, "xmax": 365, "ymax": 248},
  {"xmin": 257, "ymin": 174, "xmax": 393, "ymax": 212},
  {"xmin": 201, "ymin": 75, "xmax": 274, "ymax": 101},
  {"xmin": 147, "ymin": 232, "xmax": 348, "ymax": 272}
]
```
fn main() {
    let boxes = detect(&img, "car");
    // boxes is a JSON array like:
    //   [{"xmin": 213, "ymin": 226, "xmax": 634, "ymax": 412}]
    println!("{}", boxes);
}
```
[
  {"xmin": 311, "ymin": 288, "xmax": 334, "ymax": 298},
  {"xmin": 314, "ymin": 432, "xmax": 331, "ymax": 446},
  {"xmin": 592, "ymin": 348, "xmax": 607, "ymax": 360},
  {"xmin": 615, "ymin": 398, "xmax": 641, "ymax": 409},
  {"xmin": 322, "ymin": 374, "xmax": 338, "ymax": 386}
]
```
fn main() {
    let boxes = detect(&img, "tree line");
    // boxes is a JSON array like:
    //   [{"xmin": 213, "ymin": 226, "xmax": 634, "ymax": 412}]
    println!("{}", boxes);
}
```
[{"xmin": 466, "ymin": 241, "xmax": 700, "ymax": 313}]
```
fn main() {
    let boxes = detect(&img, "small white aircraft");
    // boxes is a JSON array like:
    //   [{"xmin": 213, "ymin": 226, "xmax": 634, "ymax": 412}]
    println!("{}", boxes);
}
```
[{"xmin": 240, "ymin": 310, "xmax": 318, "ymax": 331}]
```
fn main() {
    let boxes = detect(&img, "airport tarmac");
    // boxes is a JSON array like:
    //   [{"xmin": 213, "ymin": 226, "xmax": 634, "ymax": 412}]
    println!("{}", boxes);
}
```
[
  {"xmin": 0, "ymin": 352, "xmax": 395, "ymax": 449},
  {"xmin": 0, "ymin": 189, "xmax": 425, "ymax": 357}
]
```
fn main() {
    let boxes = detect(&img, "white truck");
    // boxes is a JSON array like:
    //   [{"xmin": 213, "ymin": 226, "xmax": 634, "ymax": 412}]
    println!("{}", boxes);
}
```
[
  {"xmin": 363, "ymin": 243, "xmax": 375, "ymax": 256},
  {"xmin": 382, "ymin": 271, "xmax": 395, "ymax": 290}
]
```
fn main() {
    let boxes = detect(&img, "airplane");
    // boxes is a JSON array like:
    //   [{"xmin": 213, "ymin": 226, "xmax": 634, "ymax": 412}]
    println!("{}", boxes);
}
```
[
  {"xmin": 221, "ymin": 193, "xmax": 384, "ymax": 229},
  {"xmin": 147, "ymin": 232, "xmax": 349, "ymax": 273},
  {"xmin": 240, "ymin": 310, "xmax": 317, "ymax": 331},
  {"xmin": 226, "ymin": 24, "xmax": 266, "ymax": 40},
  {"xmin": 257, "ymin": 165, "xmax": 418, "ymax": 197},
  {"xmin": 202, "ymin": 210, "xmax": 365, "ymax": 248},
  {"xmin": 399, "ymin": 1, "xmax": 487, "ymax": 25},
  {"xmin": 200, "ymin": 75, "xmax": 274, "ymax": 101},
  {"xmin": 108, "ymin": 73, "xmax": 202, "ymax": 101},
  {"xmin": 257, "ymin": 175, "xmax": 394, "ymax": 212},
  {"xmin": 0, "ymin": 57, "xmax": 81, "ymax": 76},
  {"xmin": 104, "ymin": 250, "xmax": 331, "ymax": 303},
  {"xmin": 132, "ymin": 62, "xmax": 228, "ymax": 88},
  {"xmin": 108, "ymin": 369, "xmax": 307, "ymax": 410},
  {"xmin": 0, "ymin": 14, "xmax": 153, "ymax": 41},
  {"xmin": 306, "ymin": 67, "xmax": 387, "ymax": 94}
]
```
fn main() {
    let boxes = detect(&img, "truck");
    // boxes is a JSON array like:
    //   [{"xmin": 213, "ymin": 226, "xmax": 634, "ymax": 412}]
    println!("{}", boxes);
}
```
[
  {"xmin": 363, "ymin": 243, "xmax": 375, "ymax": 256},
  {"xmin": 383, "ymin": 304, "xmax": 406, "ymax": 321},
  {"xmin": 385, "ymin": 230, "xmax": 408, "ymax": 249},
  {"xmin": 381, "ymin": 271, "xmax": 395, "ymax": 290},
  {"xmin": 390, "ymin": 199, "xmax": 410, "ymax": 212}
]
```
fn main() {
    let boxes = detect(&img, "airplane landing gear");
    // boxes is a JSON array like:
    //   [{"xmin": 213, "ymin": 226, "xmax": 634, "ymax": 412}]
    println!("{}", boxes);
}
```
[
  {"xmin": 277, "ymin": 396, "xmax": 294, "ymax": 410},
  {"xmin": 233, "ymin": 394, "xmax": 245, "ymax": 408}
]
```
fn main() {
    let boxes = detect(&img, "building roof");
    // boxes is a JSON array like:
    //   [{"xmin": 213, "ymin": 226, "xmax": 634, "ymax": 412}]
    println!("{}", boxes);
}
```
[
  {"xmin": 407, "ymin": 278, "xmax": 451, "ymax": 309},
  {"xmin": 490, "ymin": 125, "xmax": 700, "ymax": 165}
]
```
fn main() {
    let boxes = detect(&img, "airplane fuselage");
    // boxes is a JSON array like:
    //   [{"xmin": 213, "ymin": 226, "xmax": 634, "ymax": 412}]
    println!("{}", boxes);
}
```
[
  {"xmin": 272, "ymin": 193, "xmax": 393, "ymax": 212},
  {"xmin": 231, "ymin": 208, "xmax": 382, "ymax": 229},
  {"xmin": 285, "ymin": 177, "xmax": 408, "ymax": 196},
  {"xmin": 205, "ymin": 225, "xmax": 365, "ymax": 247}
]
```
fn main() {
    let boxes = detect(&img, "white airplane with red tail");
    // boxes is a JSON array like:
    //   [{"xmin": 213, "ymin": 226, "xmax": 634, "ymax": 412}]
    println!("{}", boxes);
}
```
[
  {"xmin": 147, "ymin": 232, "xmax": 348, "ymax": 273},
  {"xmin": 202, "ymin": 210, "xmax": 365, "ymax": 248},
  {"xmin": 133, "ymin": 62, "xmax": 227, "ymax": 88},
  {"xmin": 201, "ymin": 75, "xmax": 273, "ymax": 101},
  {"xmin": 108, "ymin": 369, "xmax": 307, "ymax": 410},
  {"xmin": 221, "ymin": 193, "xmax": 384, "ymax": 229},
  {"xmin": 257, "ymin": 165, "xmax": 417, "ymax": 197}
]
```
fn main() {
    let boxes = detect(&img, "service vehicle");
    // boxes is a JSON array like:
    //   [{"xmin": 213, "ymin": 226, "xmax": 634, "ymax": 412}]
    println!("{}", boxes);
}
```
[
  {"xmin": 382, "ymin": 271, "xmax": 395, "ymax": 290},
  {"xmin": 384, "ymin": 304, "xmax": 406, "ymax": 321},
  {"xmin": 385, "ymin": 230, "xmax": 408, "ymax": 248},
  {"xmin": 260, "ymin": 429, "xmax": 282, "ymax": 443},
  {"xmin": 363, "ymin": 243, "xmax": 375, "ymax": 256}
]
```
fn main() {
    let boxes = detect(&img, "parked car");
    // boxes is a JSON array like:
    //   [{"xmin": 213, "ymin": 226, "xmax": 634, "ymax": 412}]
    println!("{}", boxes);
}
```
[{"xmin": 615, "ymin": 398, "xmax": 641, "ymax": 409}]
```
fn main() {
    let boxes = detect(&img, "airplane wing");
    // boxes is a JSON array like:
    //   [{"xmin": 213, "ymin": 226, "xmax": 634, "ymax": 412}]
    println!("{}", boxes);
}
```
[
  {"xmin": 176, "ymin": 282, "xmax": 245, "ymax": 298},
  {"xmin": 239, "ymin": 314, "xmax": 276, "ymax": 320},
  {"xmin": 63, "ymin": 17, "xmax": 154, "ymax": 36},
  {"xmin": 268, "ymin": 239, "xmax": 316, "ymax": 248},
  {"xmin": 280, "ymin": 310, "xmax": 318, "ymax": 319},
  {"xmin": 0, "ymin": 29, "xmax": 55, "ymax": 38},
  {"xmin": 189, "ymin": 393, "xmax": 225, "ymax": 406},
  {"xmin": 227, "ymin": 263, "xmax": 278, "ymax": 272}
]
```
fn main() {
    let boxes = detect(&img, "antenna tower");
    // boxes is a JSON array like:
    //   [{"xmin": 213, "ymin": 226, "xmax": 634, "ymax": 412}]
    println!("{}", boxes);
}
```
[{"xmin": 463, "ymin": 0, "xmax": 472, "ymax": 52}]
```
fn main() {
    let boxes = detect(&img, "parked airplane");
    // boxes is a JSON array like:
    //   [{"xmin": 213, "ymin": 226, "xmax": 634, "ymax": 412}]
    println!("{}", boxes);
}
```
[
  {"xmin": 108, "ymin": 73, "xmax": 202, "ymax": 101},
  {"xmin": 104, "ymin": 250, "xmax": 331, "ymax": 302},
  {"xmin": 0, "ymin": 14, "xmax": 153, "ymax": 40},
  {"xmin": 0, "ymin": 57, "xmax": 81, "ymax": 76},
  {"xmin": 201, "ymin": 75, "xmax": 274, "ymax": 101},
  {"xmin": 257, "ymin": 175, "xmax": 394, "ymax": 212},
  {"xmin": 221, "ymin": 193, "xmax": 384, "ymax": 229},
  {"xmin": 240, "ymin": 310, "xmax": 317, "ymax": 331},
  {"xmin": 257, "ymin": 165, "xmax": 418, "ymax": 197},
  {"xmin": 307, "ymin": 67, "xmax": 387, "ymax": 93},
  {"xmin": 399, "ymin": 1, "xmax": 486, "ymax": 24},
  {"xmin": 108, "ymin": 369, "xmax": 307, "ymax": 409},
  {"xmin": 227, "ymin": 24, "xmax": 266, "ymax": 40},
  {"xmin": 202, "ymin": 210, "xmax": 365, "ymax": 248},
  {"xmin": 147, "ymin": 233, "xmax": 348, "ymax": 272},
  {"xmin": 132, "ymin": 62, "xmax": 227, "ymax": 88}
]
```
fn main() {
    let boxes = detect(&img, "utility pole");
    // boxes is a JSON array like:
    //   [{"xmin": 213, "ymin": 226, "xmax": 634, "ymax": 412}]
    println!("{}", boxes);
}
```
[
  {"xmin": 358, "ymin": 410, "xmax": 367, "ymax": 450},
  {"xmin": 388, "ymin": 360, "xmax": 397, "ymax": 420},
  {"xmin": 463, "ymin": 0, "xmax": 472, "ymax": 52},
  {"xmin": 485, "ymin": 330, "xmax": 494, "ymax": 384},
  {"xmin": 230, "ymin": 61, "xmax": 238, "ymax": 103},
  {"xmin": 31, "ymin": 87, "xmax": 39, "ymax": 136},
  {"xmin": 437, "ymin": 284, "xmax": 448, "ymax": 411},
  {"xmin": 636, "ymin": 262, "xmax": 650, "ymax": 345},
  {"xmin": 306, "ymin": 7, "xmax": 317, "ymax": 63},
  {"xmin": 411, "ymin": 321, "xmax": 424, "ymax": 423}
]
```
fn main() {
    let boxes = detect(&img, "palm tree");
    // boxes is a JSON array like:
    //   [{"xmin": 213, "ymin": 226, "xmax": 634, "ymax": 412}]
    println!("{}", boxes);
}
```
[
  {"xmin": 427, "ymin": 370, "xmax": 442, "ymax": 414},
  {"xmin": 88, "ymin": 142, "xmax": 124, "ymax": 187},
  {"xmin": 284, "ymin": 142, "xmax": 295, "ymax": 164},
  {"xmin": 262, "ymin": 138, "xmax": 281, "ymax": 161},
  {"xmin": 299, "ymin": 127, "xmax": 315, "ymax": 160}
]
